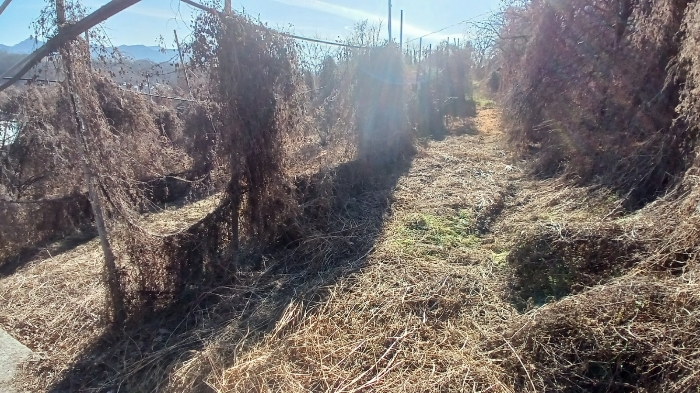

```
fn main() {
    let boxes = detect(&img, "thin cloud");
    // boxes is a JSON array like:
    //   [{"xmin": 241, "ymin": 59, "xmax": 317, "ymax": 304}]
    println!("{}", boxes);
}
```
[
  {"xmin": 271, "ymin": 0, "xmax": 452, "ymax": 41},
  {"xmin": 123, "ymin": 5, "xmax": 176, "ymax": 20}
]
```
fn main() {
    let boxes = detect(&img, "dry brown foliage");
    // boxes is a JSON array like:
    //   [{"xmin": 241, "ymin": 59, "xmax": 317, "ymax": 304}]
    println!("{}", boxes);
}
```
[
  {"xmin": 0, "ymin": 70, "xmax": 190, "ymax": 267},
  {"xmin": 116, "ymin": 7, "xmax": 420, "ymax": 316},
  {"xmin": 492, "ymin": 276, "xmax": 700, "ymax": 392},
  {"xmin": 412, "ymin": 44, "xmax": 476, "ymax": 141},
  {"xmin": 499, "ymin": 0, "xmax": 696, "ymax": 209}
]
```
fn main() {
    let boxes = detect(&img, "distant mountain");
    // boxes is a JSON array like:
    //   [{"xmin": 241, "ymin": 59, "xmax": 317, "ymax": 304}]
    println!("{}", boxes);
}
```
[
  {"xmin": 115, "ymin": 45, "xmax": 178, "ymax": 64},
  {"xmin": 0, "ymin": 38, "xmax": 178, "ymax": 63},
  {"xmin": 0, "ymin": 38, "xmax": 43, "ymax": 54}
]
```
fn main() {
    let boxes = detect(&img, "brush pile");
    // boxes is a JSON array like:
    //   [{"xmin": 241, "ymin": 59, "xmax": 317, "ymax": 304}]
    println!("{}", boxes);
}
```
[{"xmin": 0, "ymin": 72, "xmax": 188, "ymax": 267}]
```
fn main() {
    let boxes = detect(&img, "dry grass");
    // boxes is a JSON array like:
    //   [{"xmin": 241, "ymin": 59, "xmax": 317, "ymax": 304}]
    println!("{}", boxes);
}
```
[
  {"xmin": 0, "ymin": 193, "xmax": 222, "ymax": 392},
  {"xmin": 164, "ymin": 108, "xmax": 525, "ymax": 392},
  {"xmin": 137, "ymin": 193, "xmax": 223, "ymax": 234},
  {"xmin": 4, "ymin": 107, "xmax": 700, "ymax": 392},
  {"xmin": 177, "ymin": 107, "xmax": 700, "ymax": 393},
  {"xmin": 0, "ymin": 237, "xmax": 107, "ymax": 392},
  {"xmin": 187, "ymin": 259, "xmax": 511, "ymax": 392},
  {"xmin": 492, "ymin": 275, "xmax": 700, "ymax": 392}
]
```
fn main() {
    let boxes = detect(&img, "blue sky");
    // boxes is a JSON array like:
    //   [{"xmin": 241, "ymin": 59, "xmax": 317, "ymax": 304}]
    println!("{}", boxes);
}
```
[{"xmin": 0, "ymin": 0, "xmax": 501, "ymax": 48}]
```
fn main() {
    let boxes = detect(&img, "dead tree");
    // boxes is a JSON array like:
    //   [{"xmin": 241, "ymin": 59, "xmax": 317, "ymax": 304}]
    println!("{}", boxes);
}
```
[{"xmin": 56, "ymin": 0, "xmax": 126, "ymax": 324}]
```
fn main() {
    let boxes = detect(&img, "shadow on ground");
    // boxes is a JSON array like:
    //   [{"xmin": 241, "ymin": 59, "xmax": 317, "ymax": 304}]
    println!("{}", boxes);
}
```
[
  {"xmin": 46, "ymin": 156, "xmax": 412, "ymax": 393},
  {"xmin": 0, "ymin": 172, "xmax": 207, "ymax": 280},
  {"xmin": 0, "ymin": 227, "xmax": 97, "ymax": 279},
  {"xmin": 506, "ymin": 224, "xmax": 645, "ymax": 312}
]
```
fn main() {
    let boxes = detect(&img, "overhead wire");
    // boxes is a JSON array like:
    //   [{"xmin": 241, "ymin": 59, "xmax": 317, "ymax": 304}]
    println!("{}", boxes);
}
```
[
  {"xmin": 3, "ymin": 0, "xmax": 491, "ymax": 96},
  {"xmin": 404, "ymin": 9, "xmax": 500, "ymax": 45},
  {"xmin": 179, "ymin": 0, "xmax": 367, "ymax": 49}
]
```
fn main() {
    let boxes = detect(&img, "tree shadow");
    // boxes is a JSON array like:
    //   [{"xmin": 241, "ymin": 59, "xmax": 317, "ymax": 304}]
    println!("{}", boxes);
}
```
[
  {"xmin": 0, "ymin": 172, "xmax": 208, "ymax": 279},
  {"xmin": 448, "ymin": 118, "xmax": 479, "ymax": 136},
  {"xmin": 506, "ymin": 225, "xmax": 644, "ymax": 313},
  {"xmin": 0, "ymin": 226, "xmax": 96, "ymax": 278},
  {"xmin": 47, "ymin": 156, "xmax": 412, "ymax": 392}
]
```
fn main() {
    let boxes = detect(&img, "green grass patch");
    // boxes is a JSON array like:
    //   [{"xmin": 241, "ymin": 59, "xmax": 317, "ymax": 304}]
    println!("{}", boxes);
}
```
[
  {"xmin": 473, "ymin": 96, "xmax": 497, "ymax": 109},
  {"xmin": 492, "ymin": 251, "xmax": 510, "ymax": 266},
  {"xmin": 388, "ymin": 210, "xmax": 480, "ymax": 257}
]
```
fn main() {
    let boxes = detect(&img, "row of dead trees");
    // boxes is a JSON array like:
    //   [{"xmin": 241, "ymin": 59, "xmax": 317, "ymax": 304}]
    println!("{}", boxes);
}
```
[
  {"xmin": 496, "ymin": 0, "xmax": 698, "ymax": 209},
  {"xmin": 0, "ymin": 0, "xmax": 476, "ymax": 324}
]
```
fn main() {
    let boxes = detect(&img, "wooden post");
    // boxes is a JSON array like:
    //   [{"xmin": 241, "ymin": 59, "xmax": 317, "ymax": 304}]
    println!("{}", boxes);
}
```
[
  {"xmin": 56, "ymin": 0, "xmax": 126, "ymax": 324},
  {"xmin": 224, "ymin": 0, "xmax": 231, "ymax": 13},
  {"xmin": 399, "ymin": 10, "xmax": 403, "ymax": 48},
  {"xmin": 428, "ymin": 43, "xmax": 432, "ymax": 76},
  {"xmin": 173, "ymin": 30, "xmax": 192, "ymax": 97},
  {"xmin": 388, "ymin": 0, "xmax": 392, "ymax": 42}
]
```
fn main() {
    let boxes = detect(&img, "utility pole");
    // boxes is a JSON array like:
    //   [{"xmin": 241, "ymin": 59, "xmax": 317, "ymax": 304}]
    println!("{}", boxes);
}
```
[
  {"xmin": 399, "ymin": 10, "xmax": 403, "ymax": 48},
  {"xmin": 419, "ymin": 37, "xmax": 423, "ymax": 63},
  {"xmin": 56, "ymin": 0, "xmax": 126, "ymax": 324},
  {"xmin": 417, "ymin": 37, "xmax": 423, "ymax": 85},
  {"xmin": 428, "ymin": 43, "xmax": 432, "ymax": 76},
  {"xmin": 145, "ymin": 71, "xmax": 152, "ymax": 101},
  {"xmin": 388, "ymin": 0, "xmax": 392, "ymax": 42}
]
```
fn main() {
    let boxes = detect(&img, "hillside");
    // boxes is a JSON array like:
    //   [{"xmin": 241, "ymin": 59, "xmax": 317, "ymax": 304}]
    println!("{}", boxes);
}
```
[{"xmin": 0, "ymin": 38, "xmax": 179, "ymax": 63}]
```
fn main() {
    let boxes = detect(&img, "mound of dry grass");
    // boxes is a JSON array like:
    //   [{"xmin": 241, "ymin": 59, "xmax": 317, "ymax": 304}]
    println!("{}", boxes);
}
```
[
  {"xmin": 493, "ymin": 275, "xmax": 700, "ymax": 392},
  {"xmin": 506, "ymin": 222, "xmax": 646, "ymax": 311}
]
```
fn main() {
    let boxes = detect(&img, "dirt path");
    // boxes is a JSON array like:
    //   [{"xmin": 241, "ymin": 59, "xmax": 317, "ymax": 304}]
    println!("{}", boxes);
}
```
[{"xmin": 166, "ymin": 107, "xmax": 545, "ymax": 391}]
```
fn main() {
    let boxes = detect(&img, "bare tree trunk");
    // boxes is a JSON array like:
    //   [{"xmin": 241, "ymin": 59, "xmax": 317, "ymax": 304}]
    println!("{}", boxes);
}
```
[
  {"xmin": 227, "ymin": 167, "xmax": 240, "ymax": 269},
  {"xmin": 56, "ymin": 0, "xmax": 126, "ymax": 324}
]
